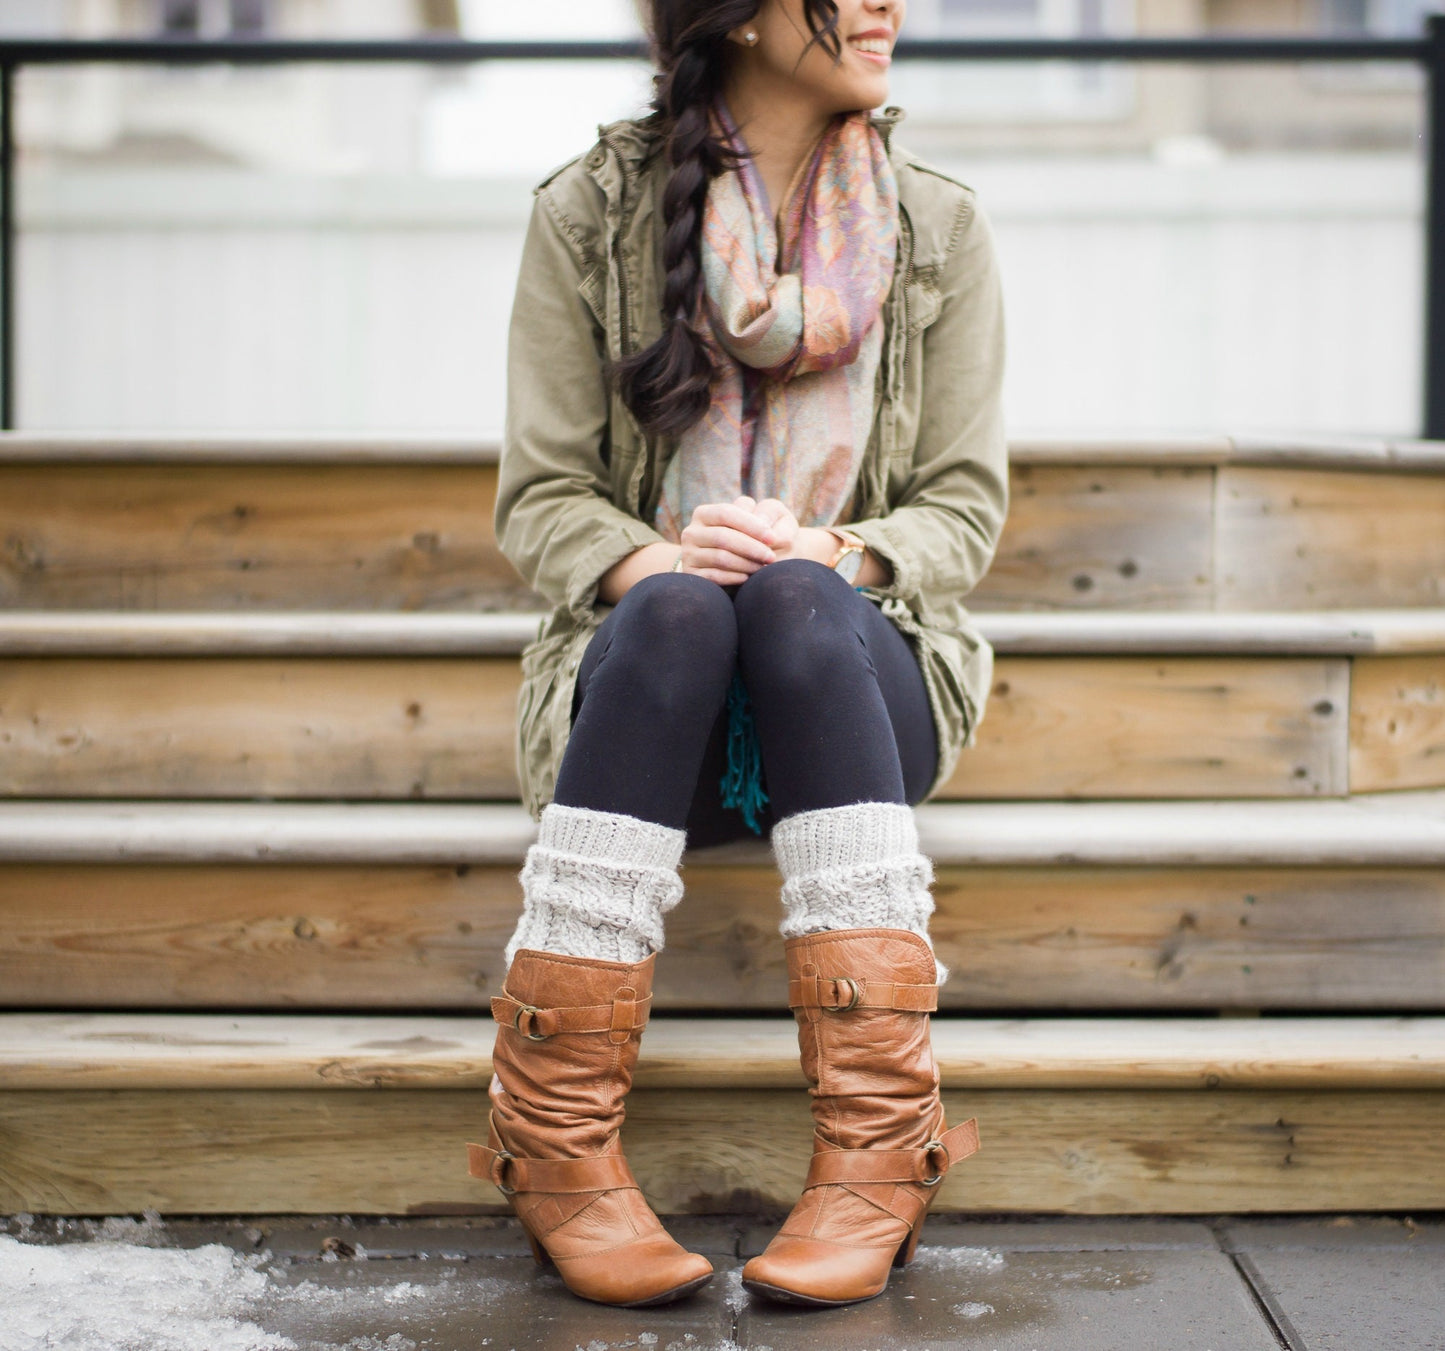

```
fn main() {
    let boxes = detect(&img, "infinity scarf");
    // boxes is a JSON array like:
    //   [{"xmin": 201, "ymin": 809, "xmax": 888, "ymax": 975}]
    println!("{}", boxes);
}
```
[
  {"xmin": 652, "ymin": 96, "xmax": 899, "ymax": 834},
  {"xmin": 654, "ymin": 95, "xmax": 900, "ymax": 542}
]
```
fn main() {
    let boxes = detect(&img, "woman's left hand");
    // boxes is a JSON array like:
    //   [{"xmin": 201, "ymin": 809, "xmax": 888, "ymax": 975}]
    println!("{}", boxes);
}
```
[{"xmin": 741, "ymin": 497, "xmax": 843, "ymax": 566}]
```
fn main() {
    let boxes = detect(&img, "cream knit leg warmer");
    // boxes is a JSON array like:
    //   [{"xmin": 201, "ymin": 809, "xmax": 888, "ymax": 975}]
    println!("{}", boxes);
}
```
[
  {"xmin": 770, "ymin": 800, "xmax": 948, "ymax": 984},
  {"xmin": 503, "ymin": 802, "xmax": 686, "ymax": 967}
]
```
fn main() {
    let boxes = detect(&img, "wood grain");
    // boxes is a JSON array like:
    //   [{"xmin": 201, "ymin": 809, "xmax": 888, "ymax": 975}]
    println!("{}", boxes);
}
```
[
  {"xmin": 7, "ymin": 459, "xmax": 1444, "ymax": 614},
  {"xmin": 0, "ymin": 463, "xmax": 535, "ymax": 612},
  {"xmin": 0, "ymin": 657, "xmax": 519, "ymax": 799},
  {"xmin": 969, "ymin": 465, "xmax": 1215, "ymax": 611},
  {"xmin": 4, "ymin": 864, "xmax": 1444, "ymax": 1011},
  {"xmin": 7, "ymin": 1013, "xmax": 1441, "ymax": 1091},
  {"xmin": 1350, "ymin": 656, "xmax": 1445, "ymax": 793},
  {"xmin": 0, "ymin": 655, "xmax": 1351, "ymax": 800},
  {"xmin": 1215, "ymin": 467, "xmax": 1445, "ymax": 611},
  {"xmin": 945, "ymin": 656, "xmax": 1349, "ymax": 798},
  {"xmin": 2, "ymin": 1088, "xmax": 1441, "ymax": 1215}
]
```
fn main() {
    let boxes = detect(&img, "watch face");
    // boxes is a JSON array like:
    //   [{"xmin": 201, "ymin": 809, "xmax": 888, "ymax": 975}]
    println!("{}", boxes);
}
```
[{"xmin": 836, "ymin": 547, "xmax": 864, "ymax": 584}]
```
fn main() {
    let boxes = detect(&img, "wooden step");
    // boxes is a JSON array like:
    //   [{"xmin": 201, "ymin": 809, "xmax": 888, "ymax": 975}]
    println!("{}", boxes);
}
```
[
  {"xmin": 3, "ymin": 434, "xmax": 1442, "ymax": 613},
  {"xmin": 0, "ymin": 650, "xmax": 1369, "ymax": 798},
  {"xmin": 2, "ymin": 796, "xmax": 1442, "ymax": 1013},
  {"xmin": 3, "ymin": 1012, "xmax": 1441, "ymax": 1215},
  {"xmin": 4, "ymin": 609, "xmax": 1443, "ymax": 655},
  {"xmin": 2, "ymin": 795, "xmax": 1441, "ymax": 865},
  {"xmin": 4, "ymin": 612, "xmax": 1439, "ymax": 797}
]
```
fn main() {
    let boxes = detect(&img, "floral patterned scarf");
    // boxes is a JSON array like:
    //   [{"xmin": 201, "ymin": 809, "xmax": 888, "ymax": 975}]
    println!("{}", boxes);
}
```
[{"xmin": 654, "ymin": 95, "xmax": 900, "ymax": 542}]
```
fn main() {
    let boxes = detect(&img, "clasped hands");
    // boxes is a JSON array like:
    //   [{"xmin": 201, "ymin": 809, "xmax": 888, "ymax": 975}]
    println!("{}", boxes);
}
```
[{"xmin": 678, "ymin": 495, "xmax": 844, "ymax": 586}]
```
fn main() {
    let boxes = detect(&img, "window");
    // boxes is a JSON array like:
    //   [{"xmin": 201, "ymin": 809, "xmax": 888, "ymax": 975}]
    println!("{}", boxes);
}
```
[
  {"xmin": 156, "ymin": 0, "xmax": 271, "ymax": 37},
  {"xmin": 894, "ymin": 0, "xmax": 1136, "ymax": 124},
  {"xmin": 1319, "ymin": 0, "xmax": 1438, "ymax": 34}
]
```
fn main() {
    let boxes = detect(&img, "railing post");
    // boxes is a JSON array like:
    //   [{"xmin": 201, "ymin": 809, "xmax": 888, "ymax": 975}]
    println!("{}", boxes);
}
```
[
  {"xmin": 0, "ymin": 60, "xmax": 13, "ymax": 431},
  {"xmin": 1425, "ymin": 15, "xmax": 1445, "ymax": 438}
]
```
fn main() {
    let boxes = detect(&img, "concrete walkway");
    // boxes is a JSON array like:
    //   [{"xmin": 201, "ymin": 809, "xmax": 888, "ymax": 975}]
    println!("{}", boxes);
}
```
[{"xmin": 2, "ymin": 1213, "xmax": 1442, "ymax": 1351}]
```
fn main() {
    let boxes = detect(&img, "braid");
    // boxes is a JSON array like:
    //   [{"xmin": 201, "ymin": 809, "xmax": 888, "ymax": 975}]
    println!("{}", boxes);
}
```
[{"xmin": 612, "ymin": 0, "xmax": 843, "ymax": 440}]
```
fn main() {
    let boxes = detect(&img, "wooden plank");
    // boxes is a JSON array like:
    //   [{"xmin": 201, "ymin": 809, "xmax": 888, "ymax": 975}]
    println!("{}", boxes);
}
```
[
  {"xmin": 0, "ymin": 432, "xmax": 500, "ymax": 463},
  {"xmin": 6, "ymin": 431, "xmax": 1442, "ymax": 472},
  {"xmin": 3, "ymin": 794, "xmax": 1445, "ymax": 867},
  {"xmin": 4, "ymin": 864, "xmax": 1444, "ymax": 1011},
  {"xmin": 5, "ymin": 608, "xmax": 1445, "ymax": 656},
  {"xmin": 0, "ymin": 463, "xmax": 532, "ymax": 611},
  {"xmin": 2, "ymin": 1088, "xmax": 1441, "ymax": 1215},
  {"xmin": 1351, "ymin": 655, "xmax": 1445, "ymax": 793},
  {"xmin": 0, "ymin": 657, "xmax": 519, "ymax": 799},
  {"xmin": 6, "ymin": 1014, "xmax": 1441, "ymax": 1091},
  {"xmin": 0, "ymin": 655, "xmax": 1350, "ymax": 800},
  {"xmin": 969, "ymin": 465, "xmax": 1215, "ymax": 612},
  {"xmin": 7, "ymin": 456, "xmax": 1442, "ymax": 615},
  {"xmin": 944, "ymin": 656, "xmax": 1348, "ymax": 798},
  {"xmin": 1216, "ymin": 467, "xmax": 1445, "ymax": 611}
]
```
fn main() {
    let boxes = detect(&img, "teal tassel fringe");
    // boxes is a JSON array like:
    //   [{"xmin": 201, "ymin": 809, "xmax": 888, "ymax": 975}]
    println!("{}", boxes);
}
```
[{"xmin": 720, "ymin": 669, "xmax": 769, "ymax": 835}]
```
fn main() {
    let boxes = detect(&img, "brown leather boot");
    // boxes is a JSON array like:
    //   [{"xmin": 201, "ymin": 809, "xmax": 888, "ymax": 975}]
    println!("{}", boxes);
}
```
[
  {"xmin": 740, "ymin": 928, "xmax": 979, "ymax": 1307},
  {"xmin": 467, "ymin": 948, "xmax": 713, "ymax": 1307}
]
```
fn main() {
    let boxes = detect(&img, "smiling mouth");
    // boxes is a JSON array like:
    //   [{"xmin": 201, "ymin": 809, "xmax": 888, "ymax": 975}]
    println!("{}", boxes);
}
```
[{"xmin": 848, "ymin": 38, "xmax": 892, "ymax": 63}]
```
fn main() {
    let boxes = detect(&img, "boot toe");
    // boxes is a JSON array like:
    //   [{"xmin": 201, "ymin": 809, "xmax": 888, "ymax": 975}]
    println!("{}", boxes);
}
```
[
  {"xmin": 741, "ymin": 1235, "xmax": 895, "ymax": 1307},
  {"xmin": 558, "ymin": 1236, "xmax": 713, "ymax": 1307}
]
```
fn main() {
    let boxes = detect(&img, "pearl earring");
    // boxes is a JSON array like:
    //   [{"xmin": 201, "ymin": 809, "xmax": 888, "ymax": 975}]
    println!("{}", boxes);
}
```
[{"xmin": 744, "ymin": 29, "xmax": 758, "ymax": 44}]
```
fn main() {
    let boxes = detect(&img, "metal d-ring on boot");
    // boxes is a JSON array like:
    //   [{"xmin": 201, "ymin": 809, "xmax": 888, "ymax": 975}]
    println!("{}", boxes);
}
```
[
  {"xmin": 740, "ymin": 927, "xmax": 980, "ymax": 1307},
  {"xmin": 468, "ymin": 947, "xmax": 714, "ymax": 1307}
]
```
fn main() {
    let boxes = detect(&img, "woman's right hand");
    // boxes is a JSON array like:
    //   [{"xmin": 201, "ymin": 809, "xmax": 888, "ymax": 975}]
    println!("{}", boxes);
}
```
[{"xmin": 679, "ymin": 498, "xmax": 778, "ymax": 585}]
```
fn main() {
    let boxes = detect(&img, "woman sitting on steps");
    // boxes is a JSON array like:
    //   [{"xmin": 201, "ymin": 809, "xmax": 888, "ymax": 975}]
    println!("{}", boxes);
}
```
[{"xmin": 467, "ymin": 0, "xmax": 1010, "ymax": 1310}]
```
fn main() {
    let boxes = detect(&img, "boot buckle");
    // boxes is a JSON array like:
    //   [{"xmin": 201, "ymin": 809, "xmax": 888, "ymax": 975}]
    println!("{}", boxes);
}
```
[
  {"xmin": 820, "ymin": 977, "xmax": 862, "ymax": 1013},
  {"xmin": 920, "ymin": 1139, "xmax": 949, "ymax": 1186},
  {"xmin": 491, "ymin": 1150, "xmax": 520, "ymax": 1195},
  {"xmin": 512, "ymin": 1003, "xmax": 550, "ymax": 1040}
]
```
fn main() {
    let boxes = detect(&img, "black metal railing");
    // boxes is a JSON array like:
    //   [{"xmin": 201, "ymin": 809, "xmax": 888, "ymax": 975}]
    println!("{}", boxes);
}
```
[{"xmin": 0, "ymin": 25, "xmax": 1439, "ymax": 434}]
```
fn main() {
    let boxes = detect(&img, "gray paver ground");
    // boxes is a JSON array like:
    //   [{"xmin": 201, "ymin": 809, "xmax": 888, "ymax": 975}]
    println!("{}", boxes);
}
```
[
  {"xmin": 4, "ymin": 1213, "xmax": 1444, "ymax": 1350},
  {"xmin": 1223, "ymin": 1218, "xmax": 1445, "ymax": 1351}
]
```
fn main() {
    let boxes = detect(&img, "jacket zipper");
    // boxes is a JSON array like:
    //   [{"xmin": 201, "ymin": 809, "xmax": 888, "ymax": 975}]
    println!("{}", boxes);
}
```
[
  {"xmin": 897, "ymin": 204, "xmax": 915, "ymax": 395},
  {"xmin": 599, "ymin": 131, "xmax": 652, "ymax": 508},
  {"xmin": 599, "ymin": 133, "xmax": 634, "ymax": 359}
]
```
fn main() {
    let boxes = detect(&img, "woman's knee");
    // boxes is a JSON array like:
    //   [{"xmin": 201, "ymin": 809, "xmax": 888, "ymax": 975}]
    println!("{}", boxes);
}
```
[
  {"xmin": 734, "ymin": 559, "xmax": 867, "ymax": 688},
  {"xmin": 608, "ymin": 571, "xmax": 738, "ymax": 667}
]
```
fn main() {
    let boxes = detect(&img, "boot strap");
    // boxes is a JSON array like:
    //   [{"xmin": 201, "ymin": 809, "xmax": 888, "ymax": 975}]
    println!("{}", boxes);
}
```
[
  {"xmin": 491, "ymin": 988, "xmax": 651, "ymax": 1042},
  {"xmin": 788, "ymin": 975, "xmax": 938, "ymax": 1013},
  {"xmin": 467, "ymin": 1141, "xmax": 640, "ymax": 1196},
  {"xmin": 804, "ymin": 1119, "xmax": 981, "ymax": 1190}
]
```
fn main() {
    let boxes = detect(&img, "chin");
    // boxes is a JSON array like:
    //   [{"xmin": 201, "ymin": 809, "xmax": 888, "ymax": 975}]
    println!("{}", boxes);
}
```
[{"xmin": 831, "ymin": 80, "xmax": 889, "ymax": 114}]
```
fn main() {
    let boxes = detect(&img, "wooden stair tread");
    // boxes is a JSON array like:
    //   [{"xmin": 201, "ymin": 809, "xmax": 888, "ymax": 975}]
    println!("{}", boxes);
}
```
[
  {"xmin": 5, "ymin": 1012, "xmax": 1443, "ymax": 1091},
  {"xmin": 0, "ymin": 794, "xmax": 1441, "ymax": 865},
  {"xmin": 2, "ymin": 430, "xmax": 1443, "ymax": 471},
  {"xmin": 3, "ymin": 608, "xmax": 1443, "ymax": 655}
]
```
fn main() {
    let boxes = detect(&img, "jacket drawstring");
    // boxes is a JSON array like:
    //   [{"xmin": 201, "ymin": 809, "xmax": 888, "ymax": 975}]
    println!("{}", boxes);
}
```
[{"xmin": 720, "ymin": 670, "xmax": 769, "ymax": 835}]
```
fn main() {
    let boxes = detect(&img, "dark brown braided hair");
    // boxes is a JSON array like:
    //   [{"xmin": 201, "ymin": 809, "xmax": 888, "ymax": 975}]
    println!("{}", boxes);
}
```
[{"xmin": 607, "ymin": 0, "xmax": 844, "ymax": 441}]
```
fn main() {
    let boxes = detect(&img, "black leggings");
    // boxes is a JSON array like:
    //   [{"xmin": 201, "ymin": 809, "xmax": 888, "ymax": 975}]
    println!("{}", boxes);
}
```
[{"xmin": 554, "ymin": 558, "xmax": 938, "ymax": 848}]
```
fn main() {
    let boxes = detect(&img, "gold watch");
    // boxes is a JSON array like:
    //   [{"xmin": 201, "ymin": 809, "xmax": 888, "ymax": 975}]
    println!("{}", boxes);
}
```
[{"xmin": 825, "ymin": 530, "xmax": 866, "ymax": 584}]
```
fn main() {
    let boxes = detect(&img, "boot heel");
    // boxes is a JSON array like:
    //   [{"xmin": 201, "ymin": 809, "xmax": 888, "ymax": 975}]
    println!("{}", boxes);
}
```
[
  {"xmin": 525, "ymin": 1229, "xmax": 553, "ymax": 1268},
  {"xmin": 892, "ymin": 1211, "xmax": 928, "ymax": 1269}
]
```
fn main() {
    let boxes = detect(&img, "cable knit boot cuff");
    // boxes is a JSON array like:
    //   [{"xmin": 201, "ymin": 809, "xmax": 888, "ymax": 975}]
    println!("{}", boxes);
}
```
[
  {"xmin": 772, "ymin": 801, "xmax": 948, "ymax": 984},
  {"xmin": 503, "ymin": 803, "xmax": 687, "ymax": 967}
]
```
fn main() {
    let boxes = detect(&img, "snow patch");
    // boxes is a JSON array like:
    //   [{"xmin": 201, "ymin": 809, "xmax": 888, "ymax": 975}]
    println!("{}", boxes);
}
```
[
  {"xmin": 907, "ymin": 1244, "xmax": 1005, "ymax": 1273},
  {"xmin": 0, "ymin": 1230, "xmax": 502, "ymax": 1351},
  {"xmin": 0, "ymin": 1233, "xmax": 289, "ymax": 1351},
  {"xmin": 951, "ymin": 1300, "xmax": 996, "ymax": 1318}
]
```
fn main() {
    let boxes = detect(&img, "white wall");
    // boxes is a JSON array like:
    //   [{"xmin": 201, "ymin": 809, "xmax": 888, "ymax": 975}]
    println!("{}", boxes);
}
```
[{"xmin": 15, "ymin": 151, "xmax": 1423, "ymax": 439}]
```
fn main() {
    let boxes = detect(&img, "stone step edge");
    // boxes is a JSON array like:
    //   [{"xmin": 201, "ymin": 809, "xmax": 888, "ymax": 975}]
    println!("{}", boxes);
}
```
[
  {"xmin": 3, "ymin": 609, "xmax": 1443, "ymax": 656},
  {"xmin": 4, "ymin": 1011, "xmax": 1442, "ymax": 1092},
  {"xmin": 0, "ymin": 794, "xmax": 1442, "ymax": 866},
  {"xmin": 0, "ymin": 430, "xmax": 1443, "ymax": 471}
]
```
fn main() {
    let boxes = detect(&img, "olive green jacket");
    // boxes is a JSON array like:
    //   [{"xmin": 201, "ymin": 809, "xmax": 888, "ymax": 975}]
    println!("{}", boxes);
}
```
[{"xmin": 495, "ymin": 105, "xmax": 1009, "ymax": 822}]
